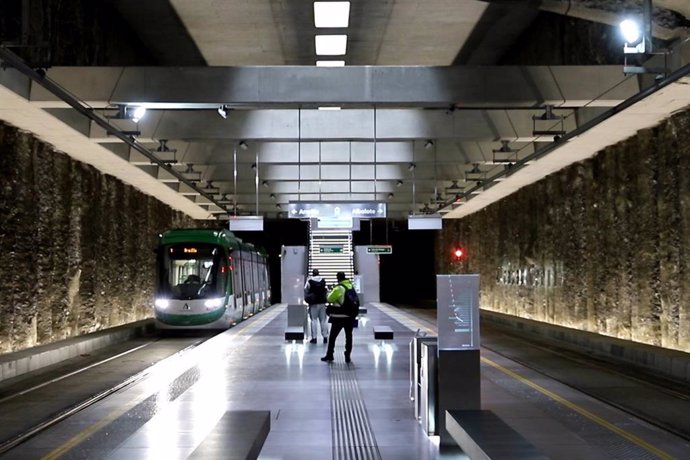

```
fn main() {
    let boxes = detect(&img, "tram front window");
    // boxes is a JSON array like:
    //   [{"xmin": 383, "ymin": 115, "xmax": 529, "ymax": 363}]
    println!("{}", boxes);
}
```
[{"xmin": 159, "ymin": 244, "xmax": 224, "ymax": 300}]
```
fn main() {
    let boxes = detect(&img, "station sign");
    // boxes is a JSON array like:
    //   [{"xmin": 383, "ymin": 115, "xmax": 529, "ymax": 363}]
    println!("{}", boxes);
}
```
[
  {"xmin": 366, "ymin": 245, "xmax": 392, "ymax": 255},
  {"xmin": 320, "ymin": 245, "xmax": 343, "ymax": 254},
  {"xmin": 288, "ymin": 202, "xmax": 387, "ymax": 220}
]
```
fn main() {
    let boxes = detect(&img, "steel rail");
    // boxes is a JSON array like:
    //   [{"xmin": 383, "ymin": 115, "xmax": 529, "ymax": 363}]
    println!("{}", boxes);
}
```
[{"xmin": 0, "ymin": 337, "xmax": 208, "ymax": 455}]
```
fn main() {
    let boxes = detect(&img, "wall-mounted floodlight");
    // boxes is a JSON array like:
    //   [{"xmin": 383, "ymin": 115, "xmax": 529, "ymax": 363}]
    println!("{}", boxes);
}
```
[
  {"xmin": 396, "ymin": 180, "xmax": 403, "ymax": 187},
  {"xmin": 182, "ymin": 163, "xmax": 201, "ymax": 182},
  {"xmin": 262, "ymin": 180, "xmax": 269, "ymax": 188},
  {"xmin": 445, "ymin": 180, "xmax": 462, "ymax": 191},
  {"xmin": 204, "ymin": 181, "xmax": 220, "ymax": 194},
  {"xmin": 621, "ymin": 18, "xmax": 649, "ymax": 54},
  {"xmin": 493, "ymin": 140, "xmax": 515, "ymax": 153},
  {"xmin": 251, "ymin": 163, "xmax": 257, "ymax": 171},
  {"xmin": 465, "ymin": 164, "xmax": 484, "ymax": 182},
  {"xmin": 620, "ymin": 19, "xmax": 641, "ymax": 46},
  {"xmin": 388, "ymin": 193, "xmax": 394, "ymax": 199},
  {"xmin": 239, "ymin": 141, "xmax": 249, "ymax": 150},
  {"xmin": 156, "ymin": 139, "xmax": 175, "ymax": 153},
  {"xmin": 621, "ymin": 0, "xmax": 652, "ymax": 55},
  {"xmin": 129, "ymin": 106, "xmax": 146, "ymax": 123},
  {"xmin": 217, "ymin": 105, "xmax": 229, "ymax": 119},
  {"xmin": 424, "ymin": 140, "xmax": 434, "ymax": 149},
  {"xmin": 270, "ymin": 193, "xmax": 276, "ymax": 199},
  {"xmin": 408, "ymin": 163, "xmax": 416, "ymax": 171}
]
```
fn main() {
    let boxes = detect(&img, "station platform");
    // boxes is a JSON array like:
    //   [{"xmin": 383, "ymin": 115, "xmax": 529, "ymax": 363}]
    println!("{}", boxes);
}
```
[{"xmin": 3, "ymin": 303, "xmax": 689, "ymax": 459}]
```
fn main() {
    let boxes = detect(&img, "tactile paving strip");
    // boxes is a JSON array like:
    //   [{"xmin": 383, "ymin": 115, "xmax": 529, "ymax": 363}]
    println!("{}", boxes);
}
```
[{"xmin": 330, "ymin": 362, "xmax": 382, "ymax": 460}]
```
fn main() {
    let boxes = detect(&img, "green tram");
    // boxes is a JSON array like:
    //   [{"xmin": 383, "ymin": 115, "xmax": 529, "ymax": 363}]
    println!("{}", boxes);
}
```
[{"xmin": 153, "ymin": 228, "xmax": 270, "ymax": 329}]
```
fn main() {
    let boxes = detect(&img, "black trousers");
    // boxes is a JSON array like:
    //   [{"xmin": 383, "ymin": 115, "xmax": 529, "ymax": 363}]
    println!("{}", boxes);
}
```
[{"xmin": 325, "ymin": 317, "xmax": 354, "ymax": 358}]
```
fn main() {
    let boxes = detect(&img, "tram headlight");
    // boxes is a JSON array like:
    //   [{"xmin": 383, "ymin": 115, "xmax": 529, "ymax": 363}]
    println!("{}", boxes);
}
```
[
  {"xmin": 154, "ymin": 298, "xmax": 170, "ymax": 309},
  {"xmin": 204, "ymin": 298, "xmax": 223, "ymax": 309}
]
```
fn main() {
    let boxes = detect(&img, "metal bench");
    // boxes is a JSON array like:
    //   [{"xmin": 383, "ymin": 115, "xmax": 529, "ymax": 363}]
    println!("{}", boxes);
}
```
[
  {"xmin": 445, "ymin": 410, "xmax": 545, "ymax": 460},
  {"xmin": 374, "ymin": 326, "xmax": 394, "ymax": 340},
  {"xmin": 284, "ymin": 326, "xmax": 304, "ymax": 341},
  {"xmin": 189, "ymin": 410, "xmax": 271, "ymax": 460}
]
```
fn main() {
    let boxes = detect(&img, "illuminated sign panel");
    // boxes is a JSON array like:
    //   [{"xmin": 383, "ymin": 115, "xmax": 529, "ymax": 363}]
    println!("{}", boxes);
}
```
[
  {"xmin": 288, "ymin": 202, "xmax": 387, "ymax": 220},
  {"xmin": 229, "ymin": 216, "xmax": 264, "ymax": 231},
  {"xmin": 408, "ymin": 214, "xmax": 443, "ymax": 230},
  {"xmin": 366, "ymin": 245, "xmax": 392, "ymax": 254},
  {"xmin": 320, "ymin": 245, "xmax": 343, "ymax": 254},
  {"xmin": 168, "ymin": 245, "xmax": 215, "ymax": 259},
  {"xmin": 436, "ymin": 274, "xmax": 480, "ymax": 350}
]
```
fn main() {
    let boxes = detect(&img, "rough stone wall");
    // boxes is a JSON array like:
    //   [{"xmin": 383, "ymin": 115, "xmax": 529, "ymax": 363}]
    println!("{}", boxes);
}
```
[
  {"xmin": 0, "ymin": 0, "xmax": 154, "ymax": 66},
  {"xmin": 0, "ymin": 122, "xmax": 193, "ymax": 353},
  {"xmin": 438, "ymin": 110, "xmax": 690, "ymax": 353}
]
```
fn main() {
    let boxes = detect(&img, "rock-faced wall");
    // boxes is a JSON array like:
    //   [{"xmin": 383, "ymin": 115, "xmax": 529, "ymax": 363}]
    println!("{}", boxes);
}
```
[
  {"xmin": 0, "ymin": 122, "xmax": 193, "ymax": 353},
  {"xmin": 439, "ymin": 111, "xmax": 690, "ymax": 353}
]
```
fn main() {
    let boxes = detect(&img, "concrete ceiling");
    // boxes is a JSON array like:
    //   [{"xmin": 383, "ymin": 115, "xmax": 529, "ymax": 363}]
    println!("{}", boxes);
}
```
[
  {"xmin": 169, "ymin": 0, "xmax": 489, "ymax": 66},
  {"xmin": 1, "ymin": 0, "xmax": 690, "ymax": 221}
]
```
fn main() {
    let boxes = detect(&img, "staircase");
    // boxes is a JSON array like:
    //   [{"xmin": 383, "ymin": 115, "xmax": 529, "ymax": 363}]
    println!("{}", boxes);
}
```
[{"xmin": 308, "ymin": 223, "xmax": 354, "ymax": 286}]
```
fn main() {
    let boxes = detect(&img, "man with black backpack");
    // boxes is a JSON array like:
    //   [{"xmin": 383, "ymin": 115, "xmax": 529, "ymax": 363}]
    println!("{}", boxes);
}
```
[
  {"xmin": 304, "ymin": 269, "xmax": 329, "ymax": 344},
  {"xmin": 321, "ymin": 271, "xmax": 359, "ymax": 363}
]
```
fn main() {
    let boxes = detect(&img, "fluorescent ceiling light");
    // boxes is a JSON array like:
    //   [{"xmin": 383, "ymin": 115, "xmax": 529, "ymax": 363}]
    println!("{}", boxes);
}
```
[
  {"xmin": 314, "ymin": 2, "xmax": 350, "ymax": 28},
  {"xmin": 318, "ymin": 107, "xmax": 341, "ymax": 110},
  {"xmin": 316, "ymin": 60, "xmax": 345, "ymax": 67},
  {"xmin": 315, "ymin": 35, "xmax": 347, "ymax": 55}
]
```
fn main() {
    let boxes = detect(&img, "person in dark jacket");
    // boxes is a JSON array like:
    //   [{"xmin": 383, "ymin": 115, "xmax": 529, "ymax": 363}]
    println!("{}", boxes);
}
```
[
  {"xmin": 304, "ymin": 269, "xmax": 329, "ymax": 344},
  {"xmin": 321, "ymin": 272, "xmax": 355, "ymax": 363}
]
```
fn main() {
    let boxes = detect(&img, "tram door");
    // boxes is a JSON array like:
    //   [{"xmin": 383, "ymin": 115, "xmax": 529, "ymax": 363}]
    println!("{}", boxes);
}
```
[
  {"xmin": 240, "ymin": 250, "xmax": 251, "ymax": 318},
  {"xmin": 233, "ymin": 251, "xmax": 245, "ymax": 316}
]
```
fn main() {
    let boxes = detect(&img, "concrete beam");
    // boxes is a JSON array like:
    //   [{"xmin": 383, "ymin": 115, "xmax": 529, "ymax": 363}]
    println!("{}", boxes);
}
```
[
  {"xmin": 86, "ymin": 107, "xmax": 587, "ymax": 143},
  {"xmin": 30, "ymin": 66, "xmax": 638, "ymax": 108}
]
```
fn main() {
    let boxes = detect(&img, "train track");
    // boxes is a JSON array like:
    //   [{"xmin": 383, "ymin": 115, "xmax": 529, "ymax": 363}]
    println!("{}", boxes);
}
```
[
  {"xmin": 0, "ymin": 334, "xmax": 214, "ymax": 455},
  {"xmin": 401, "ymin": 307, "xmax": 690, "ymax": 442}
]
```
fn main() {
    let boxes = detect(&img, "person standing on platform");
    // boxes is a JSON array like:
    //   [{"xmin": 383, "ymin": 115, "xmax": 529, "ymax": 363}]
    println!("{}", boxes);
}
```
[
  {"xmin": 321, "ymin": 272, "xmax": 359, "ymax": 363},
  {"xmin": 304, "ymin": 269, "xmax": 329, "ymax": 344}
]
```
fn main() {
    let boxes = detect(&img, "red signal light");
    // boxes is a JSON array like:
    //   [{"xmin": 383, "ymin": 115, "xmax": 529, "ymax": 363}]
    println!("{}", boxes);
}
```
[{"xmin": 452, "ymin": 247, "xmax": 465, "ymax": 260}]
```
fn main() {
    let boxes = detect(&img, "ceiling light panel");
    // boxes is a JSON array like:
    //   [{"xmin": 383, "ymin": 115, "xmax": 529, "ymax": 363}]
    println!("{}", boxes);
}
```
[
  {"xmin": 315, "ymin": 35, "xmax": 347, "ymax": 55},
  {"xmin": 317, "ymin": 60, "xmax": 345, "ymax": 67},
  {"xmin": 314, "ymin": 2, "xmax": 350, "ymax": 28}
]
